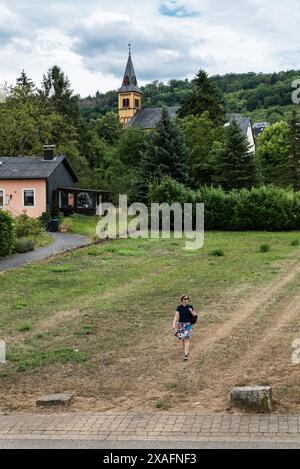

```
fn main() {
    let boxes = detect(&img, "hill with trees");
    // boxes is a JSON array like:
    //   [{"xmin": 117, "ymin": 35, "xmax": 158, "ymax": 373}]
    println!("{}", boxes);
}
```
[{"xmin": 80, "ymin": 69, "xmax": 300, "ymax": 124}]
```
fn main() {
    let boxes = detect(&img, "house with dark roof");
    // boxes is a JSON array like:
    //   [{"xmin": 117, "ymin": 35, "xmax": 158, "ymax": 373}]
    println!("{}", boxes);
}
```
[
  {"xmin": 0, "ymin": 146, "xmax": 108, "ymax": 218},
  {"xmin": 225, "ymin": 114, "xmax": 256, "ymax": 153},
  {"xmin": 252, "ymin": 122, "xmax": 270, "ymax": 139}
]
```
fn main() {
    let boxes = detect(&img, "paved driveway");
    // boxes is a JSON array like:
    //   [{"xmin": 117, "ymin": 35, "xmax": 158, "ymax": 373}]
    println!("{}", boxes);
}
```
[{"xmin": 0, "ymin": 233, "xmax": 91, "ymax": 272}]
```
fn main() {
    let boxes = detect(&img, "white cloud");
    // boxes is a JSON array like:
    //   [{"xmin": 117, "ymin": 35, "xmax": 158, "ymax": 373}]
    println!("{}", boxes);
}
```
[{"xmin": 0, "ymin": 0, "xmax": 299, "ymax": 96}]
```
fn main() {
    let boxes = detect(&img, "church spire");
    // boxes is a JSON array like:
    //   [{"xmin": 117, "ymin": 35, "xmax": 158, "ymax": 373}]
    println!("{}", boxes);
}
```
[
  {"xmin": 118, "ymin": 45, "xmax": 142, "ymax": 127},
  {"xmin": 118, "ymin": 45, "xmax": 141, "ymax": 93}
]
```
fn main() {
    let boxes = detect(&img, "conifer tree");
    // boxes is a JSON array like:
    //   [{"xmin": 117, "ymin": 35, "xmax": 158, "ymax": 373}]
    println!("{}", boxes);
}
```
[
  {"xmin": 136, "ymin": 108, "xmax": 190, "ymax": 202},
  {"xmin": 179, "ymin": 69, "xmax": 225, "ymax": 126},
  {"xmin": 213, "ymin": 120, "xmax": 261, "ymax": 190},
  {"xmin": 16, "ymin": 70, "xmax": 35, "ymax": 94},
  {"xmin": 39, "ymin": 65, "xmax": 80, "ymax": 123}
]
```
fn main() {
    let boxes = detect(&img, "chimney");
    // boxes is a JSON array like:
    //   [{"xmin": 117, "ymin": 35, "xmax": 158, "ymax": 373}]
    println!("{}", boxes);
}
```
[{"xmin": 43, "ymin": 145, "xmax": 56, "ymax": 161}]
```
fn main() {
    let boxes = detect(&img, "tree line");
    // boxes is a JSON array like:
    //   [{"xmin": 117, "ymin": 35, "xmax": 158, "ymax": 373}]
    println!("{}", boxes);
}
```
[
  {"xmin": 1, "ymin": 66, "xmax": 300, "ymax": 206},
  {"xmin": 81, "ymin": 69, "xmax": 300, "ymax": 124}
]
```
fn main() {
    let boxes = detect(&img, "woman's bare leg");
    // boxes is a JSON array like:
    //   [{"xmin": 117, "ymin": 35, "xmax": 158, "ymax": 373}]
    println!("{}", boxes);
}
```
[{"xmin": 184, "ymin": 340, "xmax": 190, "ymax": 357}]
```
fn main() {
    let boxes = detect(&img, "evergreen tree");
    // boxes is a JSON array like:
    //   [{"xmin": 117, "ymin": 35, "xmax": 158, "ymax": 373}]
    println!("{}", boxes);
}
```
[
  {"xmin": 39, "ymin": 65, "xmax": 80, "ymax": 122},
  {"xmin": 136, "ymin": 108, "xmax": 190, "ymax": 202},
  {"xmin": 213, "ymin": 120, "xmax": 261, "ymax": 190},
  {"xmin": 179, "ymin": 69, "xmax": 225, "ymax": 125},
  {"xmin": 179, "ymin": 112, "xmax": 226, "ymax": 187},
  {"xmin": 16, "ymin": 70, "xmax": 35, "ymax": 95},
  {"xmin": 287, "ymin": 111, "xmax": 300, "ymax": 190}
]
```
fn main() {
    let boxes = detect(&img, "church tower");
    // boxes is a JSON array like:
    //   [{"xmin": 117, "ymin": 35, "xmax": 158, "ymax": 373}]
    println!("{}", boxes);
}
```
[{"xmin": 118, "ymin": 45, "xmax": 142, "ymax": 127}]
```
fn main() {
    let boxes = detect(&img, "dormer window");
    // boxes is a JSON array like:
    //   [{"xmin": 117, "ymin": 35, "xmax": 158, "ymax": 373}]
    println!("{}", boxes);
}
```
[{"xmin": 123, "ymin": 75, "xmax": 130, "ymax": 86}]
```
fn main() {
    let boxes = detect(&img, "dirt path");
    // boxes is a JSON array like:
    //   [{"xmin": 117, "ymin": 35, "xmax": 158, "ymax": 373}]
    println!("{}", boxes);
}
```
[{"xmin": 136, "ymin": 255, "xmax": 300, "ymax": 413}]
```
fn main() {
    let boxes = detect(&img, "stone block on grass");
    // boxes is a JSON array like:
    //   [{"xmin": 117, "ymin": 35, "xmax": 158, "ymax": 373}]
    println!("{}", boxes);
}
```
[
  {"xmin": 230, "ymin": 386, "xmax": 273, "ymax": 413},
  {"xmin": 36, "ymin": 394, "xmax": 74, "ymax": 407}
]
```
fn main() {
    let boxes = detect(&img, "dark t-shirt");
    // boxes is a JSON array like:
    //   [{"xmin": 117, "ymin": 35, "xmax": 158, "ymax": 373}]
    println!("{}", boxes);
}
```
[{"xmin": 177, "ymin": 304, "xmax": 194, "ymax": 323}]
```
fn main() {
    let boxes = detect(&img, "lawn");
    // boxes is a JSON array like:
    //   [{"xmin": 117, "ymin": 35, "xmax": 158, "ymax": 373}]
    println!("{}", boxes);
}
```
[
  {"xmin": 67, "ymin": 214, "xmax": 100, "ymax": 238},
  {"xmin": 1, "ymin": 231, "xmax": 300, "ymax": 413}
]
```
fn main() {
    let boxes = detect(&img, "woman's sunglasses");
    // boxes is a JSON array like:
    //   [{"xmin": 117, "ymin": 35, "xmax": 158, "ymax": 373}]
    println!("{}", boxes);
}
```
[{"xmin": 183, "ymin": 297, "xmax": 189, "ymax": 301}]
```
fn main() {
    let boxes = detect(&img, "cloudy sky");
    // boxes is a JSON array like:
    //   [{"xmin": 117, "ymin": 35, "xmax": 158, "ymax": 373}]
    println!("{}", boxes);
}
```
[{"xmin": 0, "ymin": 0, "xmax": 299, "ymax": 97}]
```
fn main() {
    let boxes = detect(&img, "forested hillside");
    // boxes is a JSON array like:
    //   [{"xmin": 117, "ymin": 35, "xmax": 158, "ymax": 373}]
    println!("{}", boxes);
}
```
[{"xmin": 80, "ymin": 70, "xmax": 300, "ymax": 123}]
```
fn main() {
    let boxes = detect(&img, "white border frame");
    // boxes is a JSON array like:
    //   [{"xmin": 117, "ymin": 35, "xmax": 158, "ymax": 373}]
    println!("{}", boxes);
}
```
[
  {"xmin": 22, "ymin": 188, "xmax": 36, "ymax": 208},
  {"xmin": 0, "ymin": 188, "xmax": 4, "ymax": 209}
]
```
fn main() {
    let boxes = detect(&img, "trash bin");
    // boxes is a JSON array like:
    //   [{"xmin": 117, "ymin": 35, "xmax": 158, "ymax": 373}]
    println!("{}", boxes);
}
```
[{"xmin": 50, "ymin": 218, "xmax": 59, "ymax": 232}]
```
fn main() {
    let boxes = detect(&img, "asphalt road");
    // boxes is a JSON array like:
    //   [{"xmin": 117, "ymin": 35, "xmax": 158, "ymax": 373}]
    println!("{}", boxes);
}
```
[
  {"xmin": 1, "ymin": 439, "xmax": 300, "ymax": 449},
  {"xmin": 0, "ymin": 233, "xmax": 91, "ymax": 272}
]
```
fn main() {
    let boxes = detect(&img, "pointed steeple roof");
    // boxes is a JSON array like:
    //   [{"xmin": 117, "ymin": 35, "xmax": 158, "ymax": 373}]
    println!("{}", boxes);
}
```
[{"xmin": 118, "ymin": 47, "xmax": 142, "ymax": 93}]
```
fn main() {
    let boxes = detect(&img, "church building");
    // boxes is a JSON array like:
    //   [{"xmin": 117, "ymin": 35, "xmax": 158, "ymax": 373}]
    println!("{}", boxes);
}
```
[
  {"xmin": 117, "ymin": 47, "xmax": 255, "ymax": 152},
  {"xmin": 118, "ymin": 47, "xmax": 179, "ymax": 130}
]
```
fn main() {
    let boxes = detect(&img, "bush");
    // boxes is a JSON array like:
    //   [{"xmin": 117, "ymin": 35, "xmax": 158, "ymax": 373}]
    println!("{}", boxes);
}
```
[
  {"xmin": 15, "ymin": 214, "xmax": 42, "ymax": 238},
  {"xmin": 0, "ymin": 211, "xmax": 15, "ymax": 257},
  {"xmin": 51, "ymin": 202, "xmax": 60, "ymax": 219},
  {"xmin": 148, "ymin": 177, "xmax": 195, "ymax": 231},
  {"xmin": 260, "ymin": 244, "xmax": 271, "ymax": 253},
  {"xmin": 149, "ymin": 178, "xmax": 300, "ymax": 232},
  {"xmin": 149, "ymin": 177, "xmax": 195, "ymax": 206},
  {"xmin": 18, "ymin": 323, "xmax": 32, "ymax": 332},
  {"xmin": 291, "ymin": 239, "xmax": 300, "ymax": 246},
  {"xmin": 39, "ymin": 209, "xmax": 51, "ymax": 230},
  {"xmin": 209, "ymin": 249, "xmax": 225, "ymax": 257},
  {"xmin": 14, "ymin": 237, "xmax": 35, "ymax": 253}
]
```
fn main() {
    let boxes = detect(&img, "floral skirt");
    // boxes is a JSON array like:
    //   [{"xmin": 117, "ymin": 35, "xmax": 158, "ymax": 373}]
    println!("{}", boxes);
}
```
[{"xmin": 175, "ymin": 323, "xmax": 192, "ymax": 341}]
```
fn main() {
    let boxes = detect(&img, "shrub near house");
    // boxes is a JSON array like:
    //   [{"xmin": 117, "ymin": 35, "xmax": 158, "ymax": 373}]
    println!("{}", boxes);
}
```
[{"xmin": 0, "ymin": 211, "xmax": 15, "ymax": 257}]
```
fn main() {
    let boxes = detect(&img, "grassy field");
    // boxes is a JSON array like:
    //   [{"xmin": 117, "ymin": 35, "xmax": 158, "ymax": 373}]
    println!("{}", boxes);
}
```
[{"xmin": 1, "ymin": 231, "xmax": 300, "ymax": 413}]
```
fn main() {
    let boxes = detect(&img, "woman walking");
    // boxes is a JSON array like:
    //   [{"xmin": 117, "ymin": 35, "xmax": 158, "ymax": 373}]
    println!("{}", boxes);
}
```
[{"xmin": 173, "ymin": 294, "xmax": 197, "ymax": 361}]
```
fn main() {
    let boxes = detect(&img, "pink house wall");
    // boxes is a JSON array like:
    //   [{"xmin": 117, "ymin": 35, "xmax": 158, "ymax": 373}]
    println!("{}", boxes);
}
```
[{"xmin": 0, "ymin": 179, "xmax": 47, "ymax": 218}]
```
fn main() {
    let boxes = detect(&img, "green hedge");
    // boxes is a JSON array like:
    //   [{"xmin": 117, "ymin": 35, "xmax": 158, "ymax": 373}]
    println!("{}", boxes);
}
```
[
  {"xmin": 0, "ymin": 211, "xmax": 15, "ymax": 257},
  {"xmin": 14, "ymin": 237, "xmax": 35, "ymax": 254},
  {"xmin": 149, "ymin": 178, "xmax": 300, "ymax": 231}
]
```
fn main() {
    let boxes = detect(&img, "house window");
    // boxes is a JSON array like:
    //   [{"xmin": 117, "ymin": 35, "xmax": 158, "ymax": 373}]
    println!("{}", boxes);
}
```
[
  {"xmin": 23, "ymin": 189, "xmax": 35, "ymax": 207},
  {"xmin": 0, "ymin": 189, "xmax": 4, "ymax": 208}
]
